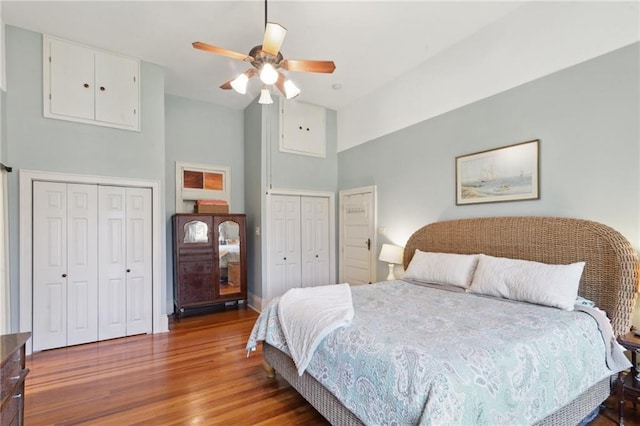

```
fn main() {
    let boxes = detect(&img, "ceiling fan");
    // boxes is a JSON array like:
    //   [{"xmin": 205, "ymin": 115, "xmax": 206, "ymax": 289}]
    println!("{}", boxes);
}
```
[{"xmin": 193, "ymin": 0, "xmax": 336, "ymax": 104}]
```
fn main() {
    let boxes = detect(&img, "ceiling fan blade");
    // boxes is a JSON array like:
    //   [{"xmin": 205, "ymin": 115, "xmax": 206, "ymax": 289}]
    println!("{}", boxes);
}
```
[
  {"xmin": 192, "ymin": 41, "xmax": 253, "ymax": 62},
  {"xmin": 262, "ymin": 22, "xmax": 287, "ymax": 56},
  {"xmin": 281, "ymin": 59, "xmax": 336, "ymax": 73}
]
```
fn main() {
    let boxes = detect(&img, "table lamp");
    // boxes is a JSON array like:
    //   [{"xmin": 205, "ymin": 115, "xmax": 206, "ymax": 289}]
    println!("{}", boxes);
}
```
[{"xmin": 379, "ymin": 244, "xmax": 404, "ymax": 280}]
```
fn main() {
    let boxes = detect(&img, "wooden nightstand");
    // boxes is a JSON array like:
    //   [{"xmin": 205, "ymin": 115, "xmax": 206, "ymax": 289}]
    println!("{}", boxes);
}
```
[{"xmin": 617, "ymin": 332, "xmax": 640, "ymax": 425}]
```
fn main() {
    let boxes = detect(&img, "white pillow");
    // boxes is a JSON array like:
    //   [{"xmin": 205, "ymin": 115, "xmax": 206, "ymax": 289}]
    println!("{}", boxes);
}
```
[
  {"xmin": 403, "ymin": 250, "xmax": 479, "ymax": 288},
  {"xmin": 467, "ymin": 254, "xmax": 585, "ymax": 311}
]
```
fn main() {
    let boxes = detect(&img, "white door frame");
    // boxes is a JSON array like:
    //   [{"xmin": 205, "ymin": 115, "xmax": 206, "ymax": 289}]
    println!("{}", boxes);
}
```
[
  {"xmin": 339, "ymin": 185, "xmax": 377, "ymax": 284},
  {"xmin": 19, "ymin": 169, "xmax": 168, "ymax": 353}
]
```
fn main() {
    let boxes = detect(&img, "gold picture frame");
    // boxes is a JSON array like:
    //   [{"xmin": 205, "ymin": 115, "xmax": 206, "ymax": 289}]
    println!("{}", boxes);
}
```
[{"xmin": 456, "ymin": 140, "xmax": 540, "ymax": 205}]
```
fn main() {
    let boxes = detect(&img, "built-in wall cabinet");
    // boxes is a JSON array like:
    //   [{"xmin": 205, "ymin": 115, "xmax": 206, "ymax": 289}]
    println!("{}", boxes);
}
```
[
  {"xmin": 32, "ymin": 181, "xmax": 152, "ymax": 351},
  {"xmin": 43, "ymin": 35, "xmax": 140, "ymax": 131},
  {"xmin": 267, "ymin": 193, "xmax": 332, "ymax": 300}
]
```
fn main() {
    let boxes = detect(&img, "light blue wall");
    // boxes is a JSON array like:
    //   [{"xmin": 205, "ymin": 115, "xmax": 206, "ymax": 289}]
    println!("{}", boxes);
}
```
[
  {"xmin": 164, "ymin": 94, "xmax": 244, "ymax": 310},
  {"xmin": 243, "ymin": 97, "xmax": 338, "ymax": 302},
  {"xmin": 243, "ymin": 99, "xmax": 264, "ymax": 300},
  {"xmin": 5, "ymin": 25, "xmax": 166, "ymax": 328},
  {"xmin": 338, "ymin": 43, "xmax": 640, "ymax": 282},
  {"xmin": 266, "ymin": 100, "xmax": 338, "ymax": 192}
]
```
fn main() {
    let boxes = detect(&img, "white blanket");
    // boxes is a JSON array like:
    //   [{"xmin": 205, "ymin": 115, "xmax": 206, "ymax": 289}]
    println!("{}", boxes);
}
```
[{"xmin": 278, "ymin": 283, "xmax": 354, "ymax": 375}]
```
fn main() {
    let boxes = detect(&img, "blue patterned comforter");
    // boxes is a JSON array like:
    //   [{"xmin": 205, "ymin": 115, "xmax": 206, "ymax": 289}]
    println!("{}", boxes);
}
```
[{"xmin": 247, "ymin": 281, "xmax": 624, "ymax": 425}]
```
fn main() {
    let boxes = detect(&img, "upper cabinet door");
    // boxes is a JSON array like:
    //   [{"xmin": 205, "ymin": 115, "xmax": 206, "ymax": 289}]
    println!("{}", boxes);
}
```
[
  {"xmin": 95, "ymin": 51, "xmax": 139, "ymax": 128},
  {"xmin": 44, "ymin": 35, "xmax": 140, "ymax": 131},
  {"xmin": 49, "ymin": 39, "xmax": 95, "ymax": 120}
]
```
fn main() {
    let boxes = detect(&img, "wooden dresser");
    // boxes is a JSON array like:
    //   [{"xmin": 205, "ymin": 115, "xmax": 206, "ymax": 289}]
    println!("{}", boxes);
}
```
[
  {"xmin": 173, "ymin": 214, "xmax": 247, "ymax": 318},
  {"xmin": 1, "ymin": 332, "xmax": 30, "ymax": 426}
]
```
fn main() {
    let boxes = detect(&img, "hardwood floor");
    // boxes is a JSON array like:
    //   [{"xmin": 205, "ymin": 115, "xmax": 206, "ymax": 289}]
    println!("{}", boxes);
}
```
[
  {"xmin": 25, "ymin": 308, "xmax": 328, "ymax": 425},
  {"xmin": 22, "ymin": 307, "xmax": 640, "ymax": 425}
]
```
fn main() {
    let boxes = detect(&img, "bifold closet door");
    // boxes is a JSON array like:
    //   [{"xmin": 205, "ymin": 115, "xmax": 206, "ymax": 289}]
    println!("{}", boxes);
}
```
[
  {"xmin": 301, "ymin": 196, "xmax": 330, "ymax": 287},
  {"xmin": 98, "ymin": 186, "xmax": 152, "ymax": 340},
  {"xmin": 269, "ymin": 195, "xmax": 302, "ymax": 299},
  {"xmin": 33, "ymin": 181, "xmax": 98, "ymax": 351}
]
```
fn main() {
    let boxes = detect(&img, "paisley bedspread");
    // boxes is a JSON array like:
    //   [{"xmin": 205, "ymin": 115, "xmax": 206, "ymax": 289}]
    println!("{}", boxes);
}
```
[{"xmin": 246, "ymin": 280, "xmax": 625, "ymax": 425}]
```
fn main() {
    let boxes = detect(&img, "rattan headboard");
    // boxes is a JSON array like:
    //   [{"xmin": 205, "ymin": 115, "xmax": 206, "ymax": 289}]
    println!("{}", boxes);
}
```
[{"xmin": 403, "ymin": 217, "xmax": 639, "ymax": 336}]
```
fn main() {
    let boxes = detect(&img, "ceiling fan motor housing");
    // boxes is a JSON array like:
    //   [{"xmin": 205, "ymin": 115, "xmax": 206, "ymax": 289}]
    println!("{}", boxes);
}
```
[{"xmin": 249, "ymin": 45, "xmax": 284, "ymax": 70}]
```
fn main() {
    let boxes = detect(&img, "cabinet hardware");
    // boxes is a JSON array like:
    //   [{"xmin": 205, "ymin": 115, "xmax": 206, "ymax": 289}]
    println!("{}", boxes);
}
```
[
  {"xmin": 126, "ymin": 269, "xmax": 131, "ymax": 273},
  {"xmin": 83, "ymin": 83, "xmax": 89, "ymax": 88},
  {"xmin": 100, "ymin": 86, "xmax": 106, "ymax": 91},
  {"xmin": 366, "ymin": 238, "xmax": 371, "ymax": 250},
  {"xmin": 62, "ymin": 273, "xmax": 67, "ymax": 278}
]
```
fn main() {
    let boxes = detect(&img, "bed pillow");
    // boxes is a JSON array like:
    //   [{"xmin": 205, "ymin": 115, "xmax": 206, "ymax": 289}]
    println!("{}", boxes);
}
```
[
  {"xmin": 467, "ymin": 254, "xmax": 585, "ymax": 311},
  {"xmin": 403, "ymin": 250, "xmax": 479, "ymax": 288}
]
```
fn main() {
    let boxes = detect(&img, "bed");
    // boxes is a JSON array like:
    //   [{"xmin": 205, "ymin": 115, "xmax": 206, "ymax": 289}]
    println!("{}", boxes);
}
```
[{"xmin": 250, "ymin": 216, "xmax": 639, "ymax": 425}]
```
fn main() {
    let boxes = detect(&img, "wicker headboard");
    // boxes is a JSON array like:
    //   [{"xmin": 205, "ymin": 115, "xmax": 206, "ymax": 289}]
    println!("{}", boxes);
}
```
[{"xmin": 403, "ymin": 217, "xmax": 639, "ymax": 336}]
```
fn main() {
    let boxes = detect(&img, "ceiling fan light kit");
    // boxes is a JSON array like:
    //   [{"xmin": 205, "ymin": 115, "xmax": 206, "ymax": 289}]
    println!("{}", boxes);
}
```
[
  {"xmin": 259, "ymin": 87, "xmax": 274, "ymax": 105},
  {"xmin": 230, "ymin": 73, "xmax": 250, "ymax": 94},
  {"xmin": 192, "ymin": 0, "xmax": 335, "ymax": 104}
]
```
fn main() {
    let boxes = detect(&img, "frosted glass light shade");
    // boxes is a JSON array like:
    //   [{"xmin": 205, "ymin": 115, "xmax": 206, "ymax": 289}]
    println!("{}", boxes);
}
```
[
  {"xmin": 230, "ymin": 73, "xmax": 249, "ymax": 94},
  {"xmin": 260, "ymin": 63, "xmax": 279, "ymax": 85},
  {"xmin": 283, "ymin": 79, "xmax": 301, "ymax": 99},
  {"xmin": 259, "ymin": 88, "xmax": 273, "ymax": 105}
]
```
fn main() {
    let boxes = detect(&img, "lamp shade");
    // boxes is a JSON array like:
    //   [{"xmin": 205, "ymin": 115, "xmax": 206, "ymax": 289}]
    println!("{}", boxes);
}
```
[
  {"xmin": 283, "ymin": 79, "xmax": 301, "ymax": 99},
  {"xmin": 259, "ymin": 63, "xmax": 279, "ymax": 85},
  {"xmin": 259, "ymin": 87, "xmax": 273, "ymax": 105},
  {"xmin": 379, "ymin": 244, "xmax": 404, "ymax": 265},
  {"xmin": 230, "ymin": 73, "xmax": 249, "ymax": 94}
]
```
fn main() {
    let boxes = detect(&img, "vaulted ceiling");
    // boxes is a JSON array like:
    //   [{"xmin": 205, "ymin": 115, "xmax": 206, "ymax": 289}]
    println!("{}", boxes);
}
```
[{"xmin": 2, "ymin": 1, "xmax": 525, "ymax": 110}]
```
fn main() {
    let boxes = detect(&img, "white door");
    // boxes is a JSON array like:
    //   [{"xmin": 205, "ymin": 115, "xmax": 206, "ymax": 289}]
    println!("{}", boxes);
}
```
[
  {"xmin": 340, "ymin": 187, "xmax": 376, "ymax": 285},
  {"xmin": 268, "ymin": 195, "xmax": 301, "ymax": 299},
  {"xmin": 98, "ymin": 186, "xmax": 127, "ymax": 340},
  {"xmin": 125, "ymin": 187, "xmax": 152, "ymax": 335},
  {"xmin": 33, "ymin": 182, "xmax": 98, "ymax": 351},
  {"xmin": 98, "ymin": 186, "xmax": 152, "ymax": 340},
  {"xmin": 301, "ymin": 196, "xmax": 330, "ymax": 287},
  {"xmin": 66, "ymin": 184, "xmax": 99, "ymax": 346}
]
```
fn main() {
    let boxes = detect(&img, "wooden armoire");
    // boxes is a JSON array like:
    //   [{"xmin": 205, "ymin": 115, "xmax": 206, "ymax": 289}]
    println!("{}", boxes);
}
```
[{"xmin": 173, "ymin": 214, "xmax": 247, "ymax": 317}]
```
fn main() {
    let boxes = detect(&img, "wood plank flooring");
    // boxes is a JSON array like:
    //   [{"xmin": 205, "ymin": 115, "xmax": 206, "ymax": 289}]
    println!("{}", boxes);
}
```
[
  {"xmin": 25, "ymin": 308, "xmax": 328, "ymax": 425},
  {"xmin": 22, "ymin": 307, "xmax": 640, "ymax": 425}
]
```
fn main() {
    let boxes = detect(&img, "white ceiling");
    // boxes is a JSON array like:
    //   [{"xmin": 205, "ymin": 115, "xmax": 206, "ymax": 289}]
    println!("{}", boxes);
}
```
[{"xmin": 1, "ymin": 1, "xmax": 525, "ymax": 111}]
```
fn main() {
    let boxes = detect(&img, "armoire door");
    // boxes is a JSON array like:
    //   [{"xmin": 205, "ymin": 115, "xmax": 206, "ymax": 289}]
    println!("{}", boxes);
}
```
[
  {"xmin": 301, "ymin": 196, "xmax": 330, "ymax": 287},
  {"xmin": 98, "ymin": 186, "xmax": 152, "ymax": 340},
  {"xmin": 33, "ymin": 181, "xmax": 98, "ymax": 351}
]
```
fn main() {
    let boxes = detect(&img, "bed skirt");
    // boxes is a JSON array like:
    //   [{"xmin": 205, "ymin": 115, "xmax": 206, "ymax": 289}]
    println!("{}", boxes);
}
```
[{"xmin": 263, "ymin": 343, "xmax": 611, "ymax": 426}]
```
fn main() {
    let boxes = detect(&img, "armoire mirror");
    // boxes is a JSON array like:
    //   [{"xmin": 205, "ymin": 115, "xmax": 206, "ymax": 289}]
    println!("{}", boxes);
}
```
[
  {"xmin": 183, "ymin": 220, "xmax": 209, "ymax": 243},
  {"xmin": 218, "ymin": 220, "xmax": 242, "ymax": 296}
]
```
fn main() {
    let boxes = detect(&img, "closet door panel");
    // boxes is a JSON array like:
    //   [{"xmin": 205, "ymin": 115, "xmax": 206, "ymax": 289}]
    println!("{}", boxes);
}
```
[
  {"xmin": 300, "ymin": 196, "xmax": 330, "ymax": 287},
  {"xmin": 98, "ymin": 186, "xmax": 127, "ymax": 340},
  {"xmin": 33, "ymin": 181, "xmax": 68, "ymax": 351},
  {"xmin": 125, "ymin": 187, "xmax": 152, "ymax": 336},
  {"xmin": 312, "ymin": 197, "xmax": 330, "ymax": 285},
  {"xmin": 66, "ymin": 184, "xmax": 98, "ymax": 346}
]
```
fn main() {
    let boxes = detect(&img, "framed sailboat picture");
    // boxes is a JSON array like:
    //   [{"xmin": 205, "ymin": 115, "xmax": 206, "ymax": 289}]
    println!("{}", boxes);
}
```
[{"xmin": 456, "ymin": 140, "xmax": 540, "ymax": 205}]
